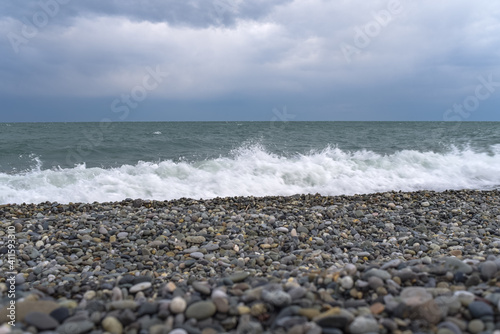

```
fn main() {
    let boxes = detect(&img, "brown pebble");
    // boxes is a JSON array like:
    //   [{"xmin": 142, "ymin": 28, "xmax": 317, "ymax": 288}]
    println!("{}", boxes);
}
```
[
  {"xmin": 370, "ymin": 302, "xmax": 385, "ymax": 315},
  {"xmin": 449, "ymin": 250, "xmax": 462, "ymax": 257}
]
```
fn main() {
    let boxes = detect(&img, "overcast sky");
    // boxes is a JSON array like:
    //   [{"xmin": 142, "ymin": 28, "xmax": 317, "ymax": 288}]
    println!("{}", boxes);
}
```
[{"xmin": 1, "ymin": 0, "xmax": 499, "ymax": 122}]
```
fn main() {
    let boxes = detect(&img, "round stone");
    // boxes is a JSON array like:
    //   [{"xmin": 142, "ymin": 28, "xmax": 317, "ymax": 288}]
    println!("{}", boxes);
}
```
[
  {"xmin": 480, "ymin": 261, "xmax": 497, "ymax": 280},
  {"xmin": 102, "ymin": 316, "xmax": 123, "ymax": 334},
  {"xmin": 170, "ymin": 297, "xmax": 187, "ymax": 314},
  {"xmin": 340, "ymin": 276, "xmax": 354, "ymax": 290},
  {"xmin": 348, "ymin": 316, "xmax": 379, "ymax": 334},
  {"xmin": 367, "ymin": 276, "xmax": 384, "ymax": 289},
  {"xmin": 83, "ymin": 290, "xmax": 96, "ymax": 300},
  {"xmin": 468, "ymin": 319, "xmax": 485, "ymax": 334}
]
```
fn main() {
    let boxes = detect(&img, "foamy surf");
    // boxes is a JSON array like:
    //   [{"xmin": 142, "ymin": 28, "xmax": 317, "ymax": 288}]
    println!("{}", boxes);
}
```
[{"xmin": 1, "ymin": 145, "xmax": 499, "ymax": 204}]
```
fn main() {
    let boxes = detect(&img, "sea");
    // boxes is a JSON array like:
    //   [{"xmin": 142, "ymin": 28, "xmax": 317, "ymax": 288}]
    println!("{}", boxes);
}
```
[{"xmin": 1, "ymin": 121, "xmax": 499, "ymax": 205}]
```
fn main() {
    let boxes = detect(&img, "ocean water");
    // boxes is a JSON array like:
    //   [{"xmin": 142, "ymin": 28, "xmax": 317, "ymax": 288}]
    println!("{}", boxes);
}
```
[{"xmin": 1, "ymin": 121, "xmax": 499, "ymax": 205}]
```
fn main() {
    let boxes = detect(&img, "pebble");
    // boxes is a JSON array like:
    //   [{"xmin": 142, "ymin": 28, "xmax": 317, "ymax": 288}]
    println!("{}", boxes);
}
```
[
  {"xmin": 190, "ymin": 251, "xmax": 204, "ymax": 259},
  {"xmin": 262, "ymin": 287, "xmax": 292, "ymax": 307},
  {"xmin": 340, "ymin": 276, "xmax": 354, "ymax": 289},
  {"xmin": 130, "ymin": 281, "xmax": 152, "ymax": 293},
  {"xmin": 468, "ymin": 319, "xmax": 485, "ymax": 333},
  {"xmin": 468, "ymin": 301, "xmax": 494, "ymax": 319},
  {"xmin": 3, "ymin": 190, "xmax": 500, "ymax": 334},
  {"xmin": 480, "ymin": 260, "xmax": 497, "ymax": 279},
  {"xmin": 56, "ymin": 320, "xmax": 95, "ymax": 334},
  {"xmin": 24, "ymin": 312, "xmax": 59, "ymax": 330},
  {"xmin": 348, "ymin": 316, "xmax": 379, "ymax": 334},
  {"xmin": 170, "ymin": 296, "xmax": 187, "ymax": 314},
  {"xmin": 167, "ymin": 329, "xmax": 188, "ymax": 334},
  {"xmin": 102, "ymin": 316, "xmax": 123, "ymax": 334},
  {"xmin": 49, "ymin": 307, "xmax": 71, "ymax": 323},
  {"xmin": 443, "ymin": 257, "xmax": 473, "ymax": 274},
  {"xmin": 228, "ymin": 271, "xmax": 250, "ymax": 283},
  {"xmin": 185, "ymin": 301, "xmax": 217, "ymax": 320},
  {"xmin": 192, "ymin": 281, "xmax": 211, "ymax": 295}
]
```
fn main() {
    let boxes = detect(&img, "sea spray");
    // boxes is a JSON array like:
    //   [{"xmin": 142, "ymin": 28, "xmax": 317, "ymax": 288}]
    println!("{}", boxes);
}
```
[{"xmin": 1, "ymin": 144, "xmax": 499, "ymax": 204}]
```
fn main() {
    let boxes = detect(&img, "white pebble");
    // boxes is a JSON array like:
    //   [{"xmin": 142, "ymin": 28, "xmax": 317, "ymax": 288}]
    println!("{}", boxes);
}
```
[{"xmin": 129, "ymin": 282, "xmax": 152, "ymax": 293}]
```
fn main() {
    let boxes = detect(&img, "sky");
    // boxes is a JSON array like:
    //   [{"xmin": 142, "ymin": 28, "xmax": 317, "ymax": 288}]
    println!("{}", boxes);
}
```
[{"xmin": 0, "ymin": 0, "xmax": 499, "ymax": 122}]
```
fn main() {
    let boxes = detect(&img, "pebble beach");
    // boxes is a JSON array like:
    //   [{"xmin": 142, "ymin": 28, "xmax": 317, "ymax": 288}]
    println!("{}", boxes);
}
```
[{"xmin": 1, "ymin": 189, "xmax": 500, "ymax": 334}]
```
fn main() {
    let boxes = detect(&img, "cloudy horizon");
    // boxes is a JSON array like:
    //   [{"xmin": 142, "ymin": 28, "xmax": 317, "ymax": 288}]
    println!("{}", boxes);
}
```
[{"xmin": 1, "ymin": 0, "xmax": 499, "ymax": 122}]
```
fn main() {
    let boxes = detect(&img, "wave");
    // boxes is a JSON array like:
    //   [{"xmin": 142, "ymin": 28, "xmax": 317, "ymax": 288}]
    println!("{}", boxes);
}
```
[{"xmin": 1, "ymin": 145, "xmax": 500, "ymax": 204}]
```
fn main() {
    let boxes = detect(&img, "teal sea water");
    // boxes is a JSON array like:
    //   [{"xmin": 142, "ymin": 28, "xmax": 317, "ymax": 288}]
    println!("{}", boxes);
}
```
[{"xmin": 1, "ymin": 122, "xmax": 499, "ymax": 204}]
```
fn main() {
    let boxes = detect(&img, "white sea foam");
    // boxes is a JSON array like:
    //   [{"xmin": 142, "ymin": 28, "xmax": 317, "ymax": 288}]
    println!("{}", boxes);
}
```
[{"xmin": 1, "ymin": 145, "xmax": 500, "ymax": 204}]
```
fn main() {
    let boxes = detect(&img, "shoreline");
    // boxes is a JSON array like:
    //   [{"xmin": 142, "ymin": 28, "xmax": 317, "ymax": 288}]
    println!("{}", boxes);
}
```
[{"xmin": 1, "ymin": 189, "xmax": 500, "ymax": 333}]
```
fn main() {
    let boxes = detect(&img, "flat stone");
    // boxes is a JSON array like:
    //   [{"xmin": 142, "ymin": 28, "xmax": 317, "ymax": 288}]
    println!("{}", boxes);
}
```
[
  {"xmin": 25, "ymin": 312, "xmax": 59, "ymax": 330},
  {"xmin": 443, "ymin": 257, "xmax": 472, "ymax": 274},
  {"xmin": 299, "ymin": 308, "xmax": 321, "ymax": 320},
  {"xmin": 185, "ymin": 236, "xmax": 206, "ymax": 244},
  {"xmin": 56, "ymin": 320, "xmax": 95, "ymax": 334},
  {"xmin": 137, "ymin": 302, "xmax": 158, "ymax": 317},
  {"xmin": 202, "ymin": 242, "xmax": 219, "ymax": 251},
  {"xmin": 190, "ymin": 252, "xmax": 204, "ymax": 259},
  {"xmin": 468, "ymin": 301, "xmax": 494, "ymax": 319},
  {"xmin": 185, "ymin": 301, "xmax": 217, "ymax": 320},
  {"xmin": 150, "ymin": 325, "xmax": 172, "ymax": 334},
  {"xmin": 228, "ymin": 271, "xmax": 251, "ymax": 283},
  {"xmin": 314, "ymin": 307, "xmax": 354, "ymax": 329},
  {"xmin": 109, "ymin": 300, "xmax": 138, "ymax": 310},
  {"xmin": 0, "ymin": 300, "xmax": 59, "ymax": 322},
  {"xmin": 129, "ymin": 282, "xmax": 152, "ymax": 293},
  {"xmin": 192, "ymin": 281, "xmax": 211, "ymax": 295},
  {"xmin": 362, "ymin": 268, "xmax": 391, "ymax": 281}
]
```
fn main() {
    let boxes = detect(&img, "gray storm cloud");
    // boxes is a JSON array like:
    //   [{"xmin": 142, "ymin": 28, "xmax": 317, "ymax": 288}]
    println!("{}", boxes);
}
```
[{"xmin": 0, "ymin": 0, "xmax": 499, "ymax": 121}]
